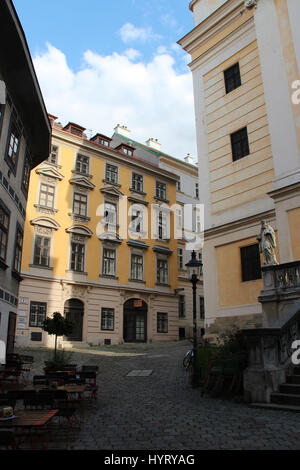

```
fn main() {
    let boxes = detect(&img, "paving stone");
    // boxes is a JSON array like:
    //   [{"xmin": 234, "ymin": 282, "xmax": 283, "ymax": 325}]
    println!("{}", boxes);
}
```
[{"xmin": 10, "ymin": 340, "xmax": 300, "ymax": 450}]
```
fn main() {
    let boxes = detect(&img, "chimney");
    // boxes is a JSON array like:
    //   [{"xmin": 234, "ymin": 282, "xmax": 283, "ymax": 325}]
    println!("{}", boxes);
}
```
[
  {"xmin": 114, "ymin": 124, "xmax": 131, "ymax": 138},
  {"xmin": 184, "ymin": 153, "xmax": 194, "ymax": 164},
  {"xmin": 146, "ymin": 138, "xmax": 161, "ymax": 151}
]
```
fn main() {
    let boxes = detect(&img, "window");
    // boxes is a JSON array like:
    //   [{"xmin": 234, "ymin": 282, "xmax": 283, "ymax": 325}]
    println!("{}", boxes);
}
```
[
  {"xmin": 0, "ymin": 203, "xmax": 10, "ymax": 261},
  {"xmin": 178, "ymin": 248, "xmax": 184, "ymax": 270},
  {"xmin": 39, "ymin": 183, "xmax": 55, "ymax": 208},
  {"xmin": 176, "ymin": 207, "xmax": 183, "ymax": 231},
  {"xmin": 231, "ymin": 127, "xmax": 250, "ymax": 161},
  {"xmin": 48, "ymin": 145, "xmax": 58, "ymax": 164},
  {"xmin": 176, "ymin": 178, "xmax": 181, "ymax": 192},
  {"xmin": 179, "ymin": 295, "xmax": 185, "ymax": 318},
  {"xmin": 100, "ymin": 138, "xmax": 109, "ymax": 147},
  {"xmin": 157, "ymin": 258, "xmax": 168, "ymax": 285},
  {"xmin": 70, "ymin": 242, "xmax": 85, "ymax": 272},
  {"xmin": 13, "ymin": 226, "xmax": 23, "ymax": 273},
  {"xmin": 157, "ymin": 312, "xmax": 168, "ymax": 333},
  {"xmin": 6, "ymin": 120, "xmax": 20, "ymax": 169},
  {"xmin": 123, "ymin": 148, "xmax": 133, "ymax": 156},
  {"xmin": 22, "ymin": 153, "xmax": 31, "ymax": 195},
  {"xmin": 104, "ymin": 202, "xmax": 117, "ymax": 226},
  {"xmin": 73, "ymin": 192, "xmax": 87, "ymax": 217},
  {"xmin": 224, "ymin": 62, "xmax": 241, "ymax": 94},
  {"xmin": 200, "ymin": 296, "xmax": 205, "ymax": 320},
  {"xmin": 101, "ymin": 308, "xmax": 114, "ymax": 331},
  {"xmin": 29, "ymin": 301, "xmax": 47, "ymax": 327},
  {"xmin": 102, "ymin": 248, "xmax": 116, "ymax": 276},
  {"xmin": 105, "ymin": 164, "xmax": 118, "ymax": 183},
  {"xmin": 33, "ymin": 235, "xmax": 50, "ymax": 267},
  {"xmin": 132, "ymin": 173, "xmax": 143, "ymax": 192},
  {"xmin": 75, "ymin": 154, "xmax": 89, "ymax": 174},
  {"xmin": 158, "ymin": 211, "xmax": 168, "ymax": 240},
  {"xmin": 240, "ymin": 244, "xmax": 262, "ymax": 282},
  {"xmin": 130, "ymin": 207, "xmax": 143, "ymax": 234},
  {"xmin": 131, "ymin": 254, "xmax": 143, "ymax": 281},
  {"xmin": 156, "ymin": 181, "xmax": 167, "ymax": 200},
  {"xmin": 195, "ymin": 182, "xmax": 199, "ymax": 198}
]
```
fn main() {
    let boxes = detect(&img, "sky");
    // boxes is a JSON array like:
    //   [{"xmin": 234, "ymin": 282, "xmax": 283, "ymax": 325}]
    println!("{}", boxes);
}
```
[{"xmin": 13, "ymin": 0, "xmax": 197, "ymax": 161}]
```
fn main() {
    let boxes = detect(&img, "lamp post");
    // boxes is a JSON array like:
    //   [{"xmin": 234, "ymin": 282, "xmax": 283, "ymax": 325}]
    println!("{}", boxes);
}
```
[{"xmin": 185, "ymin": 250, "xmax": 202, "ymax": 388}]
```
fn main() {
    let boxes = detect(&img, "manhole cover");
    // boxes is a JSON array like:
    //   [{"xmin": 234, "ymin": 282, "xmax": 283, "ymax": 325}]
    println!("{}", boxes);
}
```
[{"xmin": 126, "ymin": 369, "xmax": 153, "ymax": 377}]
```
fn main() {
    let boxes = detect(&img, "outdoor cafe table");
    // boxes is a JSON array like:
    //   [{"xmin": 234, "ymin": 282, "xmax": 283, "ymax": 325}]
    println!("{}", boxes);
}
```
[
  {"xmin": 56, "ymin": 384, "xmax": 86, "ymax": 400},
  {"xmin": 0, "ymin": 409, "xmax": 58, "ymax": 449}
]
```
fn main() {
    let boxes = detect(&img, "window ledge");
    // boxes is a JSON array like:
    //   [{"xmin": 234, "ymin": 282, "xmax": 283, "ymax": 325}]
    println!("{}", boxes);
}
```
[
  {"xmin": 128, "ymin": 279, "xmax": 145, "ymax": 284},
  {"xmin": 102, "ymin": 179, "xmax": 121, "ymax": 187},
  {"xmin": 66, "ymin": 270, "xmax": 87, "ymax": 275},
  {"xmin": 155, "ymin": 283, "xmax": 170, "ymax": 287},
  {"xmin": 72, "ymin": 169, "xmax": 92, "ymax": 178},
  {"xmin": 99, "ymin": 274, "xmax": 118, "ymax": 280},
  {"xmin": 129, "ymin": 188, "xmax": 146, "ymax": 196},
  {"xmin": 68, "ymin": 213, "xmax": 91, "ymax": 222},
  {"xmin": 29, "ymin": 264, "xmax": 53, "ymax": 270},
  {"xmin": 154, "ymin": 197, "xmax": 169, "ymax": 204},
  {"xmin": 34, "ymin": 204, "xmax": 58, "ymax": 215}
]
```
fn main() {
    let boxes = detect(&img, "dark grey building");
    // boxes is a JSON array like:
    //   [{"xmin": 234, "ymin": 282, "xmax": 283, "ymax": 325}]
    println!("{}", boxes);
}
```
[{"xmin": 0, "ymin": 0, "xmax": 51, "ymax": 361}]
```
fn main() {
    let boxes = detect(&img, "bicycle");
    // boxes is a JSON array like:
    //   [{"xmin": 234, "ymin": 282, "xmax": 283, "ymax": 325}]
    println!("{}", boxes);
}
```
[
  {"xmin": 183, "ymin": 348, "xmax": 194, "ymax": 370},
  {"xmin": 183, "ymin": 337, "xmax": 210, "ymax": 370}
]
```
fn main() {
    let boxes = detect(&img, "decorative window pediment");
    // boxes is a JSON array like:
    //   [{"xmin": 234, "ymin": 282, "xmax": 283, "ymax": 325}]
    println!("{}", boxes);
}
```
[
  {"xmin": 30, "ymin": 217, "xmax": 60, "ymax": 230},
  {"xmin": 153, "ymin": 245, "xmax": 173, "ymax": 256},
  {"xmin": 35, "ymin": 165, "xmax": 64, "ymax": 181},
  {"xmin": 66, "ymin": 225, "xmax": 93, "ymax": 237},
  {"xmin": 69, "ymin": 176, "xmax": 95, "ymax": 190},
  {"xmin": 98, "ymin": 232, "xmax": 122, "ymax": 243},
  {"xmin": 100, "ymin": 186, "xmax": 124, "ymax": 198}
]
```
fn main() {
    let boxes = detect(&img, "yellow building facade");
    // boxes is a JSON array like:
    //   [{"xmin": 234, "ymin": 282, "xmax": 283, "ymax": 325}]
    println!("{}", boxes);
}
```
[
  {"xmin": 179, "ymin": 0, "xmax": 300, "ymax": 338},
  {"xmin": 16, "ymin": 116, "xmax": 183, "ymax": 348}
]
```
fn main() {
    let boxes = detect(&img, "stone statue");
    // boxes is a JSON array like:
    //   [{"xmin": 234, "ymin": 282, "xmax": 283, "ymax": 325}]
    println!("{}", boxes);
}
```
[{"xmin": 257, "ymin": 220, "xmax": 278, "ymax": 266}]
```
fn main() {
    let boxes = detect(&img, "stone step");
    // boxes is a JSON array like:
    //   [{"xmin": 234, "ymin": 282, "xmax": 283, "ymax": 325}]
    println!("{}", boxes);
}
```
[
  {"xmin": 250, "ymin": 403, "xmax": 300, "ymax": 412},
  {"xmin": 286, "ymin": 375, "xmax": 300, "ymax": 385},
  {"xmin": 59, "ymin": 341, "xmax": 90, "ymax": 350},
  {"xmin": 271, "ymin": 392, "xmax": 300, "ymax": 407},
  {"xmin": 279, "ymin": 383, "xmax": 300, "ymax": 394}
]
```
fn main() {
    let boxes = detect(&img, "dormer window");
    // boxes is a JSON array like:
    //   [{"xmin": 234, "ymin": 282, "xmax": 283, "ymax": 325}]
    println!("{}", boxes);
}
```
[
  {"xmin": 90, "ymin": 133, "xmax": 111, "ymax": 148},
  {"xmin": 63, "ymin": 122, "xmax": 86, "ymax": 138},
  {"xmin": 115, "ymin": 143, "xmax": 135, "ymax": 157}
]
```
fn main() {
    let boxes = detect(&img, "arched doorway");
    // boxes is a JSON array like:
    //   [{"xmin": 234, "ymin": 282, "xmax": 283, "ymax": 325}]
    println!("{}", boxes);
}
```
[
  {"xmin": 64, "ymin": 299, "xmax": 84, "ymax": 341},
  {"xmin": 123, "ymin": 299, "xmax": 147, "ymax": 343}
]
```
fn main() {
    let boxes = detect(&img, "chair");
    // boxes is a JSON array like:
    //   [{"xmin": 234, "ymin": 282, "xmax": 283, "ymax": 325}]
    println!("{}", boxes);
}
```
[
  {"xmin": 19, "ymin": 355, "xmax": 34, "ymax": 365},
  {"xmin": 0, "ymin": 431, "xmax": 18, "ymax": 450},
  {"xmin": 78, "ymin": 371, "xmax": 97, "ymax": 386},
  {"xmin": 62, "ymin": 365, "xmax": 77, "ymax": 372},
  {"xmin": 24, "ymin": 392, "xmax": 54, "ymax": 410}
]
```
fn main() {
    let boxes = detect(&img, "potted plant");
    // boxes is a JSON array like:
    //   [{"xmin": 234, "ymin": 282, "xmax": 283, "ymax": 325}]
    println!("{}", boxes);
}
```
[{"xmin": 42, "ymin": 312, "xmax": 74, "ymax": 371}]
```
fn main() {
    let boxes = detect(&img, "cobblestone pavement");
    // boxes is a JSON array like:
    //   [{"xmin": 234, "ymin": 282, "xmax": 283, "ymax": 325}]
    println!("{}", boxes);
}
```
[{"xmin": 13, "ymin": 340, "xmax": 300, "ymax": 450}]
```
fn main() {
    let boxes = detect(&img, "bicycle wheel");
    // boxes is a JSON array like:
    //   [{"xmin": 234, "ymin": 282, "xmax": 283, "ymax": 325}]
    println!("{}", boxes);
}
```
[{"xmin": 183, "ymin": 350, "xmax": 193, "ymax": 369}]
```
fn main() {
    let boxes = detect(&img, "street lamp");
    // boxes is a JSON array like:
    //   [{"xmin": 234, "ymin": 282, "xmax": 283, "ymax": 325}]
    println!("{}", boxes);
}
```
[{"xmin": 185, "ymin": 250, "xmax": 203, "ymax": 388}]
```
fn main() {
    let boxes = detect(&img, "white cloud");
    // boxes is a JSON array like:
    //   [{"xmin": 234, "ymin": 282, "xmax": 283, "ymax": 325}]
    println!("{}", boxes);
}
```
[
  {"xmin": 124, "ymin": 48, "xmax": 142, "ymax": 61},
  {"xmin": 33, "ymin": 43, "xmax": 197, "ymax": 161},
  {"xmin": 119, "ymin": 22, "xmax": 161, "ymax": 43}
]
